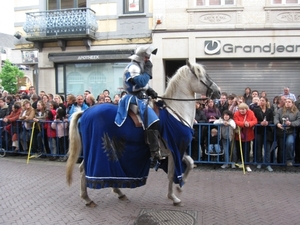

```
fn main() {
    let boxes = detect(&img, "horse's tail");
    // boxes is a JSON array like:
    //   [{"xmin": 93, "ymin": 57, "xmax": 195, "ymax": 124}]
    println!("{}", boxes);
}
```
[{"xmin": 66, "ymin": 111, "xmax": 84, "ymax": 186}]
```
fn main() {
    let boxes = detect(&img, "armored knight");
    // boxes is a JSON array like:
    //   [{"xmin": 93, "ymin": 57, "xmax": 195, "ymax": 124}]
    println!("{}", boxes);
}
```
[{"xmin": 115, "ymin": 45, "xmax": 163, "ymax": 161}]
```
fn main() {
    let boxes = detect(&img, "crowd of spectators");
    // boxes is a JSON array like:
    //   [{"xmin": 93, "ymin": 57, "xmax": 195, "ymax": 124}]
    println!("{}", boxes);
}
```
[
  {"xmin": 191, "ymin": 86, "xmax": 300, "ymax": 172},
  {"xmin": 1, "ymin": 85, "xmax": 299, "ymax": 172},
  {"xmin": 0, "ymin": 86, "xmax": 124, "ymax": 161}
]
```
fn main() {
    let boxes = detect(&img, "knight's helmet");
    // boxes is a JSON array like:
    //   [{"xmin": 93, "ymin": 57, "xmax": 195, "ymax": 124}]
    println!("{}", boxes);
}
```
[{"xmin": 129, "ymin": 45, "xmax": 158, "ymax": 62}]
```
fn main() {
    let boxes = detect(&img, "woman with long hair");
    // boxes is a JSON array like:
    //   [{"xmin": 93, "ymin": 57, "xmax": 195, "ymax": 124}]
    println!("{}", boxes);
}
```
[
  {"xmin": 274, "ymin": 98, "xmax": 300, "ymax": 166},
  {"xmin": 252, "ymin": 97, "xmax": 274, "ymax": 171}
]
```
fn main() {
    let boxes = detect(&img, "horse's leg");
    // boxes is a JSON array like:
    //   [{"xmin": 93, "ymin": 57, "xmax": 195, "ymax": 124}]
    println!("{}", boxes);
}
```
[
  {"xmin": 177, "ymin": 153, "xmax": 194, "ymax": 193},
  {"xmin": 112, "ymin": 188, "xmax": 128, "ymax": 201},
  {"xmin": 79, "ymin": 161, "xmax": 97, "ymax": 207},
  {"xmin": 167, "ymin": 153, "xmax": 183, "ymax": 206}
]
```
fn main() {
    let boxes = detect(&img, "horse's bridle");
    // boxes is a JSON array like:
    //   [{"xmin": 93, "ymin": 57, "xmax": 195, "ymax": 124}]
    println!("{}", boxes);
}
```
[{"xmin": 157, "ymin": 70, "xmax": 215, "ymax": 101}]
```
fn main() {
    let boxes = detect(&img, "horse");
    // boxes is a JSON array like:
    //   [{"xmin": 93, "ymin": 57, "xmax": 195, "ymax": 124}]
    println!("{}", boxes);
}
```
[{"xmin": 66, "ymin": 61, "xmax": 220, "ymax": 207}]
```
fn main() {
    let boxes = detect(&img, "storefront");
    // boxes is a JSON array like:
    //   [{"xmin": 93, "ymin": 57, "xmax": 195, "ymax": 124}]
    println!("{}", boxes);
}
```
[
  {"xmin": 152, "ymin": 30, "xmax": 300, "ymax": 100},
  {"xmin": 48, "ymin": 49, "xmax": 133, "ymax": 97}
]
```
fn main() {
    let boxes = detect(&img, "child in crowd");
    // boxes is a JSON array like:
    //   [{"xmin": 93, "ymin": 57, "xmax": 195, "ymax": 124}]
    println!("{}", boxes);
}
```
[
  {"xmin": 45, "ymin": 109, "xmax": 57, "ymax": 160},
  {"xmin": 207, "ymin": 128, "xmax": 221, "ymax": 154},
  {"xmin": 51, "ymin": 107, "xmax": 68, "ymax": 161},
  {"xmin": 214, "ymin": 110, "xmax": 236, "ymax": 169}
]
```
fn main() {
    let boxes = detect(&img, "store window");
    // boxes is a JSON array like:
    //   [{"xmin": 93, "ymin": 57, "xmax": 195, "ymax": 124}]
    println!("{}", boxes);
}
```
[
  {"xmin": 196, "ymin": 0, "xmax": 235, "ymax": 6},
  {"xmin": 124, "ymin": 0, "xmax": 144, "ymax": 14},
  {"xmin": 57, "ymin": 62, "xmax": 127, "ymax": 97},
  {"xmin": 47, "ymin": 0, "xmax": 86, "ymax": 10},
  {"xmin": 273, "ymin": 0, "xmax": 299, "ymax": 4}
]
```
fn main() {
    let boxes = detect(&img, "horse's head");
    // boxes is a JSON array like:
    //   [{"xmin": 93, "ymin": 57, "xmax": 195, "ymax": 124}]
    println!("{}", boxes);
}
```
[{"xmin": 187, "ymin": 61, "xmax": 221, "ymax": 100}]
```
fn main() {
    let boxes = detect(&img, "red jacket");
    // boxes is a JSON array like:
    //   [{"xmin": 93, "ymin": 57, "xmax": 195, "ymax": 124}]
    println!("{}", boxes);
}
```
[{"xmin": 234, "ymin": 109, "xmax": 257, "ymax": 142}]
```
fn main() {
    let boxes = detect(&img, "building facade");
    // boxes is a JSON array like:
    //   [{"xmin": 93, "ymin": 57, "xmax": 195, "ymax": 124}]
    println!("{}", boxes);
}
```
[
  {"xmin": 15, "ymin": 0, "xmax": 154, "ymax": 97},
  {"xmin": 15, "ymin": 0, "xmax": 300, "ymax": 99},
  {"xmin": 152, "ymin": 0, "xmax": 300, "ymax": 99}
]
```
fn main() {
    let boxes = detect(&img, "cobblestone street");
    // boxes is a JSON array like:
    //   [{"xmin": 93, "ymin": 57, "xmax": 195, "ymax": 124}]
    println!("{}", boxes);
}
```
[{"xmin": 1, "ymin": 156, "xmax": 300, "ymax": 225}]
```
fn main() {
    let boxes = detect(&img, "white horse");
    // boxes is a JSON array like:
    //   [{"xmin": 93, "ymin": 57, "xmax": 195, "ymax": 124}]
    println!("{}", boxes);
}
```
[{"xmin": 66, "ymin": 61, "xmax": 220, "ymax": 207}]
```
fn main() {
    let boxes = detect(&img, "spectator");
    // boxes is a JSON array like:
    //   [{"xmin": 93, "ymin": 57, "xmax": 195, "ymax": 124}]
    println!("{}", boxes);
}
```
[
  {"xmin": 249, "ymin": 96, "xmax": 260, "ymax": 111},
  {"xmin": 14, "ymin": 94, "xmax": 22, "ymax": 102},
  {"xmin": 45, "ymin": 109, "xmax": 57, "ymax": 161},
  {"xmin": 103, "ymin": 89, "xmax": 110, "ymax": 97},
  {"xmin": 104, "ymin": 96, "xmax": 112, "ymax": 103},
  {"xmin": 39, "ymin": 91, "xmax": 46, "ymax": 99},
  {"xmin": 66, "ymin": 94, "xmax": 76, "ymax": 118},
  {"xmin": 113, "ymin": 94, "xmax": 121, "ymax": 105},
  {"xmin": 120, "ymin": 91, "xmax": 127, "ymax": 97},
  {"xmin": 251, "ymin": 90, "xmax": 259, "ymax": 99},
  {"xmin": 42, "ymin": 95, "xmax": 51, "ymax": 110},
  {"xmin": 6, "ymin": 95, "xmax": 14, "ymax": 115},
  {"xmin": 86, "ymin": 94, "xmax": 96, "ymax": 106},
  {"xmin": 260, "ymin": 91, "xmax": 267, "ymax": 98},
  {"xmin": 28, "ymin": 86, "xmax": 37, "ymax": 99},
  {"xmin": 274, "ymin": 98, "xmax": 300, "ymax": 166},
  {"xmin": 53, "ymin": 95, "xmax": 66, "ymax": 113},
  {"xmin": 216, "ymin": 93, "xmax": 228, "ymax": 115},
  {"xmin": 207, "ymin": 128, "xmax": 221, "ymax": 154},
  {"xmin": 252, "ymin": 97, "xmax": 274, "ymax": 171},
  {"xmin": 0, "ymin": 97, "xmax": 9, "ymax": 119},
  {"xmin": 68, "ymin": 95, "xmax": 89, "ymax": 121},
  {"xmin": 243, "ymin": 87, "xmax": 252, "ymax": 106},
  {"xmin": 2, "ymin": 90, "xmax": 8, "ymax": 101},
  {"xmin": 227, "ymin": 95, "xmax": 237, "ymax": 113},
  {"xmin": 96, "ymin": 93, "xmax": 105, "ymax": 103},
  {"xmin": 83, "ymin": 90, "xmax": 91, "ymax": 105},
  {"xmin": 214, "ymin": 110, "xmax": 236, "ymax": 169},
  {"xmin": 203, "ymin": 98, "xmax": 221, "ymax": 122},
  {"xmin": 191, "ymin": 101, "xmax": 207, "ymax": 160},
  {"xmin": 32, "ymin": 100, "xmax": 49, "ymax": 156},
  {"xmin": 3, "ymin": 102, "xmax": 22, "ymax": 152},
  {"xmin": 234, "ymin": 103, "xmax": 258, "ymax": 172},
  {"xmin": 272, "ymin": 95, "xmax": 286, "ymax": 116},
  {"xmin": 19, "ymin": 100, "xmax": 35, "ymax": 152},
  {"xmin": 49, "ymin": 100, "xmax": 58, "ymax": 111},
  {"xmin": 48, "ymin": 93, "xmax": 54, "ymax": 102},
  {"xmin": 51, "ymin": 107, "xmax": 69, "ymax": 161},
  {"xmin": 31, "ymin": 94, "xmax": 39, "ymax": 109},
  {"xmin": 281, "ymin": 87, "xmax": 296, "ymax": 102}
]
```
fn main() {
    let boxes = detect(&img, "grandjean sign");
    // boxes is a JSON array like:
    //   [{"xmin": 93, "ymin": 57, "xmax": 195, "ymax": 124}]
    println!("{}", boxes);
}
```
[{"xmin": 204, "ymin": 40, "xmax": 300, "ymax": 55}]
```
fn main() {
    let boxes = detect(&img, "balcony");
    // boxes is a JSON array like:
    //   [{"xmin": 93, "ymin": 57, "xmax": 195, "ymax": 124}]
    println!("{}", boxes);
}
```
[{"xmin": 23, "ymin": 8, "xmax": 98, "ymax": 51}]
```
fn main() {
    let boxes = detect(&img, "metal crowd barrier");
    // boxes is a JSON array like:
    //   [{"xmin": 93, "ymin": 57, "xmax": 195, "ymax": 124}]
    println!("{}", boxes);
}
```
[
  {"xmin": 188, "ymin": 123, "xmax": 300, "ymax": 167},
  {"xmin": 1, "ymin": 119, "xmax": 299, "ymax": 167},
  {"xmin": 0, "ymin": 119, "xmax": 70, "ymax": 160}
]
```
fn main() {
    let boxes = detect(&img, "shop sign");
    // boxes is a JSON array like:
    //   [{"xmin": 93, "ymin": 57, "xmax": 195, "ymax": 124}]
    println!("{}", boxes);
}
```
[{"xmin": 204, "ymin": 40, "xmax": 300, "ymax": 55}]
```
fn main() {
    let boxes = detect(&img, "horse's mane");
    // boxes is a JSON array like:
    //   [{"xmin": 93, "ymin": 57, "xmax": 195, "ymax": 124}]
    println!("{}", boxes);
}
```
[{"xmin": 163, "ymin": 63, "xmax": 206, "ymax": 98}]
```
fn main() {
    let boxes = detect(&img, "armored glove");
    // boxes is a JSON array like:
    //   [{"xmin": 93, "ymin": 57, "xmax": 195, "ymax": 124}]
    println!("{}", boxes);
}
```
[
  {"xmin": 144, "ymin": 60, "xmax": 153, "ymax": 78},
  {"xmin": 128, "ymin": 78, "xmax": 136, "ymax": 85},
  {"xmin": 147, "ymin": 88, "xmax": 158, "ymax": 99}
]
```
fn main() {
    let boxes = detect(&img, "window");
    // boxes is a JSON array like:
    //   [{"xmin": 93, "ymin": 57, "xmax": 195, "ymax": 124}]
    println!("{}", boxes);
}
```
[
  {"xmin": 273, "ymin": 0, "xmax": 300, "ymax": 4},
  {"xmin": 47, "ymin": 0, "xmax": 86, "ymax": 10},
  {"xmin": 196, "ymin": 0, "xmax": 235, "ymax": 6},
  {"xmin": 124, "ymin": 0, "xmax": 144, "ymax": 14}
]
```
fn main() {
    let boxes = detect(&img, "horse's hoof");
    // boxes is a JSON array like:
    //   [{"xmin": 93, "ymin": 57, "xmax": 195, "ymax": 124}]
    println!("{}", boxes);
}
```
[
  {"xmin": 118, "ymin": 194, "xmax": 128, "ymax": 201},
  {"xmin": 173, "ymin": 202, "xmax": 184, "ymax": 207},
  {"xmin": 176, "ymin": 186, "xmax": 183, "ymax": 192},
  {"xmin": 86, "ymin": 201, "xmax": 97, "ymax": 207}
]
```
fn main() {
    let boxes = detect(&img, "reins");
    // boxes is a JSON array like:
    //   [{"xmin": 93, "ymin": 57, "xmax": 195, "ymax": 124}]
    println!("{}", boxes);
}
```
[{"xmin": 157, "ymin": 96, "xmax": 208, "ymax": 101}]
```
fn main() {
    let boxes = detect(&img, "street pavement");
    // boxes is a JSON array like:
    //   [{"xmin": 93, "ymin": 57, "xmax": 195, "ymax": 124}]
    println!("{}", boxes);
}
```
[{"xmin": 1, "ymin": 155, "xmax": 300, "ymax": 225}]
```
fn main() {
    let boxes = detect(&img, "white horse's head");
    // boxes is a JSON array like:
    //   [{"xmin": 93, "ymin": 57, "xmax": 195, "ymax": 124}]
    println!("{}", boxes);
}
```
[
  {"xmin": 186, "ymin": 61, "xmax": 221, "ymax": 99},
  {"xmin": 164, "ymin": 61, "xmax": 221, "ymax": 100}
]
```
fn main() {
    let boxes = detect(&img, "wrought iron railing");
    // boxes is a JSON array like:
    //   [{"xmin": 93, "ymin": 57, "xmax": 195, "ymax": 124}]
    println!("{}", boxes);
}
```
[{"xmin": 23, "ymin": 8, "xmax": 98, "ymax": 37}]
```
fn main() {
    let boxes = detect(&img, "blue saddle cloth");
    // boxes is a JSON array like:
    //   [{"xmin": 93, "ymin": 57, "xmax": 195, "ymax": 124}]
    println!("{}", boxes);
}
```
[
  {"xmin": 158, "ymin": 107, "xmax": 193, "ymax": 187},
  {"xmin": 80, "ymin": 104, "xmax": 150, "ymax": 189},
  {"xmin": 79, "ymin": 103, "xmax": 193, "ymax": 189}
]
